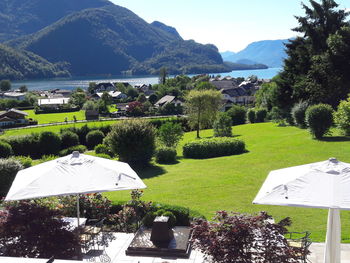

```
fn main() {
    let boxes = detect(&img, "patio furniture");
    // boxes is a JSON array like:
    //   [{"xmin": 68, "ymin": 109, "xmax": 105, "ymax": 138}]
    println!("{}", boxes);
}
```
[
  {"xmin": 62, "ymin": 217, "xmax": 87, "ymax": 231},
  {"xmin": 80, "ymin": 218, "xmax": 105, "ymax": 253},
  {"xmin": 286, "ymin": 231, "xmax": 312, "ymax": 263}
]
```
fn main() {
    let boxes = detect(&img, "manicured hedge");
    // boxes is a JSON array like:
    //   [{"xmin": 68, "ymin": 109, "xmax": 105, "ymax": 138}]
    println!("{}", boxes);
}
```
[
  {"xmin": 155, "ymin": 147, "xmax": 177, "ymax": 164},
  {"xmin": 183, "ymin": 137, "xmax": 246, "ymax": 159}
]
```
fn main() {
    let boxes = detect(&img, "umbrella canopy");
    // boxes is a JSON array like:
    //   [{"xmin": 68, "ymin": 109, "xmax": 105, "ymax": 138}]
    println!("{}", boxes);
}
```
[
  {"xmin": 253, "ymin": 158, "xmax": 350, "ymax": 263},
  {"xmin": 5, "ymin": 151, "xmax": 146, "ymax": 201}
]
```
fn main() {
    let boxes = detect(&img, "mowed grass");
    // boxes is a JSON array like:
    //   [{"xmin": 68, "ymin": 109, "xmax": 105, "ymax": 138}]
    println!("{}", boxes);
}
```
[
  {"xmin": 24, "ymin": 110, "xmax": 86, "ymax": 124},
  {"xmin": 104, "ymin": 122, "xmax": 350, "ymax": 243}
]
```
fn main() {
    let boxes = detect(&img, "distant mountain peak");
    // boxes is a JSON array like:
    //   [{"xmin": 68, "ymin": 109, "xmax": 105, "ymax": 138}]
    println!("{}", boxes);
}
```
[{"xmin": 151, "ymin": 21, "xmax": 182, "ymax": 40}]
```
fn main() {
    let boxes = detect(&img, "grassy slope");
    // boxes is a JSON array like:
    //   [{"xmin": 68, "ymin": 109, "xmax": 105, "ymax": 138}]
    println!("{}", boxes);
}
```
[
  {"xmin": 24, "ymin": 110, "xmax": 86, "ymax": 124},
  {"xmin": 104, "ymin": 123, "xmax": 350, "ymax": 242}
]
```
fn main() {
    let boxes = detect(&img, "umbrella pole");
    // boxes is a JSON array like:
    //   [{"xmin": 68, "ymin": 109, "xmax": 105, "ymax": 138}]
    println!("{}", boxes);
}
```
[
  {"xmin": 324, "ymin": 208, "xmax": 341, "ymax": 263},
  {"xmin": 76, "ymin": 194, "xmax": 80, "ymax": 227}
]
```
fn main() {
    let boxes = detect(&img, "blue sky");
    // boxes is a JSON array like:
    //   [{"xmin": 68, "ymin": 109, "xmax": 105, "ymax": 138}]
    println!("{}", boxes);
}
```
[{"xmin": 110, "ymin": 0, "xmax": 349, "ymax": 52}]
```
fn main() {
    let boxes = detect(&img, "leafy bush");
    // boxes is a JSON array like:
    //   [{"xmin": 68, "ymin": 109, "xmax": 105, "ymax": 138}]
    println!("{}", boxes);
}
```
[
  {"xmin": 94, "ymin": 144, "xmax": 113, "ymax": 157},
  {"xmin": 94, "ymin": 153, "xmax": 112, "ymax": 159},
  {"xmin": 0, "ymin": 158, "xmax": 23, "ymax": 196},
  {"xmin": 291, "ymin": 101, "xmax": 309, "ymax": 128},
  {"xmin": 0, "ymin": 141, "xmax": 12, "ymax": 158},
  {"xmin": 162, "ymin": 211, "xmax": 177, "ymax": 228},
  {"xmin": 39, "ymin": 131, "xmax": 61, "ymax": 155},
  {"xmin": 142, "ymin": 212, "xmax": 157, "ymax": 228},
  {"xmin": 255, "ymin": 108, "xmax": 267, "ymax": 123},
  {"xmin": 39, "ymin": 155, "xmax": 58, "ymax": 163},
  {"xmin": 60, "ymin": 131, "xmax": 79, "ymax": 149},
  {"xmin": 155, "ymin": 147, "xmax": 177, "ymax": 164},
  {"xmin": 59, "ymin": 145, "xmax": 87, "ymax": 156},
  {"xmin": 191, "ymin": 211, "xmax": 300, "ymax": 263},
  {"xmin": 149, "ymin": 117, "xmax": 190, "ymax": 131},
  {"xmin": 5, "ymin": 134, "xmax": 40, "ymax": 158},
  {"xmin": 247, "ymin": 108, "xmax": 256, "ymax": 123},
  {"xmin": 157, "ymin": 122, "xmax": 184, "ymax": 147},
  {"xmin": 86, "ymin": 130, "xmax": 104, "ymax": 150},
  {"xmin": 334, "ymin": 98, "xmax": 350, "ymax": 135},
  {"xmin": 305, "ymin": 104, "xmax": 333, "ymax": 139},
  {"xmin": 0, "ymin": 201, "xmax": 80, "ymax": 259},
  {"xmin": 183, "ymin": 138, "xmax": 245, "ymax": 159},
  {"xmin": 227, "ymin": 105, "xmax": 246, "ymax": 125},
  {"xmin": 13, "ymin": 156, "xmax": 32, "ymax": 168},
  {"xmin": 105, "ymin": 119, "xmax": 156, "ymax": 167},
  {"xmin": 268, "ymin": 106, "xmax": 284, "ymax": 122},
  {"xmin": 213, "ymin": 112, "xmax": 232, "ymax": 137}
]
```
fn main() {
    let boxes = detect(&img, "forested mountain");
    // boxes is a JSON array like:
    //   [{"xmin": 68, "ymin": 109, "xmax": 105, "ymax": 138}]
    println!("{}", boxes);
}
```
[
  {"xmin": 0, "ymin": 0, "xmax": 112, "ymax": 42},
  {"xmin": 221, "ymin": 39, "xmax": 289, "ymax": 67},
  {"xmin": 0, "ymin": 44, "xmax": 70, "ymax": 80},
  {"xmin": 7, "ymin": 5, "xmax": 228, "ymax": 76},
  {"xmin": 151, "ymin": 21, "xmax": 182, "ymax": 40}
]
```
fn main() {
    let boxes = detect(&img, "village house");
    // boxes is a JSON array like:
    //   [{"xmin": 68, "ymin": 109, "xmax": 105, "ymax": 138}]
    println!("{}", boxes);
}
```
[
  {"xmin": 92, "ymin": 91, "xmax": 127, "ymax": 101},
  {"xmin": 37, "ymin": 98, "xmax": 70, "ymax": 108},
  {"xmin": 51, "ymin": 89, "xmax": 72, "ymax": 97},
  {"xmin": 154, "ymin": 95, "xmax": 183, "ymax": 108},
  {"xmin": 0, "ymin": 108, "xmax": 28, "ymax": 128},
  {"xmin": 0, "ymin": 92, "xmax": 26, "ymax": 101},
  {"xmin": 95, "ymin": 82, "xmax": 116, "ymax": 92}
]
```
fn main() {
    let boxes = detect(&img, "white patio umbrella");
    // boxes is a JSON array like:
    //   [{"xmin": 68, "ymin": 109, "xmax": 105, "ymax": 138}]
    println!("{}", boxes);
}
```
[
  {"xmin": 253, "ymin": 158, "xmax": 350, "ymax": 263},
  {"xmin": 5, "ymin": 151, "xmax": 147, "ymax": 225}
]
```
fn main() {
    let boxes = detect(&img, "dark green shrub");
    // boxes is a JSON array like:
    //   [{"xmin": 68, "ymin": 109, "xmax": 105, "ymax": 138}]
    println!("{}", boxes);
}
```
[
  {"xmin": 39, "ymin": 132, "xmax": 61, "ymax": 156},
  {"xmin": 157, "ymin": 122, "xmax": 183, "ymax": 147},
  {"xmin": 99, "ymin": 125, "xmax": 112, "ymax": 135},
  {"xmin": 76, "ymin": 124, "xmax": 91, "ymax": 145},
  {"xmin": 183, "ymin": 138, "xmax": 245, "ymax": 159},
  {"xmin": 59, "ymin": 145, "xmax": 87, "ymax": 156},
  {"xmin": 227, "ymin": 105, "xmax": 246, "ymax": 125},
  {"xmin": 95, "ymin": 153, "xmax": 112, "ymax": 159},
  {"xmin": 255, "ymin": 108, "xmax": 267, "ymax": 123},
  {"xmin": 105, "ymin": 119, "xmax": 156, "ymax": 167},
  {"xmin": 5, "ymin": 134, "xmax": 40, "ymax": 158},
  {"xmin": 247, "ymin": 108, "xmax": 256, "ymax": 123},
  {"xmin": 152, "ymin": 203, "xmax": 195, "ymax": 226},
  {"xmin": 0, "ymin": 158, "xmax": 23, "ymax": 196},
  {"xmin": 39, "ymin": 155, "xmax": 58, "ymax": 163},
  {"xmin": 86, "ymin": 130, "xmax": 105, "ymax": 149},
  {"xmin": 0, "ymin": 141, "xmax": 12, "ymax": 158},
  {"xmin": 13, "ymin": 156, "xmax": 32, "ymax": 168},
  {"xmin": 268, "ymin": 107, "xmax": 284, "ymax": 122},
  {"xmin": 149, "ymin": 117, "xmax": 190, "ymax": 131},
  {"xmin": 213, "ymin": 112, "xmax": 232, "ymax": 137},
  {"xmin": 305, "ymin": 104, "xmax": 334, "ymax": 139},
  {"xmin": 60, "ymin": 131, "xmax": 79, "ymax": 149},
  {"xmin": 291, "ymin": 101, "xmax": 309, "ymax": 128},
  {"xmin": 155, "ymin": 147, "xmax": 177, "ymax": 164},
  {"xmin": 142, "ymin": 212, "xmax": 157, "ymax": 228},
  {"xmin": 162, "ymin": 211, "xmax": 177, "ymax": 228},
  {"xmin": 94, "ymin": 144, "xmax": 114, "ymax": 157}
]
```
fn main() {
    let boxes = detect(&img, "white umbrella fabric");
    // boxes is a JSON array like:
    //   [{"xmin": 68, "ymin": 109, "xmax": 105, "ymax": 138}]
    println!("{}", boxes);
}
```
[
  {"xmin": 253, "ymin": 158, "xmax": 350, "ymax": 263},
  {"xmin": 5, "ymin": 151, "xmax": 146, "ymax": 225}
]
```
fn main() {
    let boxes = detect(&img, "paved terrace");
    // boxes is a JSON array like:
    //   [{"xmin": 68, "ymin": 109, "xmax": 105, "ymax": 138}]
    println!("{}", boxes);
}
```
[{"xmin": 0, "ymin": 233, "xmax": 349, "ymax": 263}]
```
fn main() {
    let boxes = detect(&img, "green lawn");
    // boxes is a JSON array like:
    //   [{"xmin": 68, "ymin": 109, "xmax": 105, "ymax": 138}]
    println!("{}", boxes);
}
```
[
  {"xmin": 24, "ymin": 110, "xmax": 86, "ymax": 124},
  {"xmin": 104, "ymin": 122, "xmax": 350, "ymax": 243}
]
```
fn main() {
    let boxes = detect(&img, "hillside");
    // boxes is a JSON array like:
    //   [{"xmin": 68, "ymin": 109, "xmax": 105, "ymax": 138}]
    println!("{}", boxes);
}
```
[
  {"xmin": 0, "ymin": 0, "xmax": 112, "ymax": 42},
  {"xmin": 151, "ymin": 21, "xmax": 182, "ymax": 40},
  {"xmin": 7, "ymin": 5, "xmax": 228, "ymax": 76},
  {"xmin": 0, "ymin": 44, "xmax": 70, "ymax": 80},
  {"xmin": 221, "ymin": 39, "xmax": 289, "ymax": 67}
]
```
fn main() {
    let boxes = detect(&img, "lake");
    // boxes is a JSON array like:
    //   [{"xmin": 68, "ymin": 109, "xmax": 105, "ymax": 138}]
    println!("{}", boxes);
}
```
[{"xmin": 12, "ymin": 67, "xmax": 282, "ymax": 91}]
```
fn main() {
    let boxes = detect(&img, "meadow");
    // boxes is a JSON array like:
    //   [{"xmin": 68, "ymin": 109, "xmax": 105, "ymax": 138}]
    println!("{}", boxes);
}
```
[{"xmin": 24, "ymin": 110, "xmax": 86, "ymax": 124}]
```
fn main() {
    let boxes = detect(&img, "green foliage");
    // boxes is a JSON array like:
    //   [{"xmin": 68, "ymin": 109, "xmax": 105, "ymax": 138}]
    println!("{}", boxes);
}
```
[
  {"xmin": 94, "ymin": 153, "xmax": 112, "ymax": 159},
  {"xmin": 60, "ymin": 131, "xmax": 79, "ymax": 149},
  {"xmin": 142, "ymin": 212, "xmax": 157, "ymax": 228},
  {"xmin": 334, "ymin": 97, "xmax": 350, "ymax": 135},
  {"xmin": 12, "ymin": 156, "xmax": 32, "ymax": 168},
  {"xmin": 59, "ymin": 145, "xmax": 87, "ymax": 156},
  {"xmin": 0, "ymin": 141, "xmax": 12, "ymax": 158},
  {"xmin": 155, "ymin": 147, "xmax": 177, "ymax": 164},
  {"xmin": 0, "ymin": 79, "xmax": 11, "ymax": 91},
  {"xmin": 213, "ymin": 112, "xmax": 232, "ymax": 137},
  {"xmin": 39, "ymin": 155, "xmax": 58, "ymax": 163},
  {"xmin": 291, "ymin": 101, "xmax": 309, "ymax": 128},
  {"xmin": 105, "ymin": 119, "xmax": 156, "ymax": 167},
  {"xmin": 227, "ymin": 105, "xmax": 246, "ymax": 125},
  {"xmin": 69, "ymin": 91, "xmax": 87, "ymax": 108},
  {"xmin": 39, "ymin": 131, "xmax": 61, "ymax": 155},
  {"xmin": 247, "ymin": 108, "xmax": 256, "ymax": 123},
  {"xmin": 159, "ymin": 67, "xmax": 168, "ymax": 85},
  {"xmin": 86, "ymin": 130, "xmax": 105, "ymax": 150},
  {"xmin": 148, "ymin": 94, "xmax": 158, "ymax": 104},
  {"xmin": 305, "ymin": 104, "xmax": 334, "ymax": 139},
  {"xmin": 82, "ymin": 100, "xmax": 98, "ymax": 111},
  {"xmin": 183, "ymin": 138, "xmax": 245, "ymax": 159},
  {"xmin": 255, "ymin": 108, "xmax": 267, "ymax": 123},
  {"xmin": 0, "ymin": 158, "xmax": 23, "ymax": 196},
  {"xmin": 158, "ymin": 122, "xmax": 184, "ymax": 147},
  {"xmin": 5, "ymin": 134, "xmax": 41, "ymax": 158},
  {"xmin": 94, "ymin": 144, "xmax": 114, "ymax": 157},
  {"xmin": 195, "ymin": 81, "xmax": 216, "ymax": 90}
]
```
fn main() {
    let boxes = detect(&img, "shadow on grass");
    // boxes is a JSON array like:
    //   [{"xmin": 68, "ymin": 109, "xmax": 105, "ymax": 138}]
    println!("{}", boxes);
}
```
[
  {"xmin": 320, "ymin": 136, "xmax": 350, "ymax": 142},
  {"xmin": 134, "ymin": 164, "xmax": 166, "ymax": 179}
]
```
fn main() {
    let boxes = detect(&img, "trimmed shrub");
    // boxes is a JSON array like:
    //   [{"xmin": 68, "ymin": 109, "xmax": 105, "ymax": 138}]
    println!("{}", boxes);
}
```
[
  {"xmin": 142, "ymin": 212, "xmax": 157, "ymax": 228},
  {"xmin": 39, "ymin": 131, "xmax": 61, "ymax": 156},
  {"xmin": 86, "ymin": 130, "xmax": 105, "ymax": 150},
  {"xmin": 306, "ymin": 104, "xmax": 333, "ymax": 139},
  {"xmin": 255, "ymin": 108, "xmax": 267, "ymax": 123},
  {"xmin": 0, "ymin": 158, "xmax": 23, "ymax": 196},
  {"xmin": 39, "ymin": 155, "xmax": 58, "ymax": 163},
  {"xmin": 94, "ymin": 144, "xmax": 113, "ymax": 157},
  {"xmin": 75, "ymin": 124, "xmax": 91, "ymax": 145},
  {"xmin": 0, "ymin": 141, "xmax": 12, "ymax": 158},
  {"xmin": 152, "ymin": 203, "xmax": 196, "ymax": 226},
  {"xmin": 291, "ymin": 101, "xmax": 309, "ymax": 128},
  {"xmin": 227, "ymin": 105, "xmax": 246, "ymax": 125},
  {"xmin": 183, "ymin": 138, "xmax": 245, "ymax": 159},
  {"xmin": 59, "ymin": 145, "xmax": 87, "ymax": 156},
  {"xmin": 105, "ymin": 119, "xmax": 156, "ymax": 167},
  {"xmin": 247, "ymin": 108, "xmax": 256, "ymax": 123},
  {"xmin": 213, "ymin": 112, "xmax": 232, "ymax": 137},
  {"xmin": 155, "ymin": 147, "xmax": 177, "ymax": 164},
  {"xmin": 60, "ymin": 131, "xmax": 79, "ymax": 149},
  {"xmin": 95, "ymin": 153, "xmax": 112, "ymax": 159},
  {"xmin": 157, "ymin": 122, "xmax": 184, "ymax": 147},
  {"xmin": 5, "ymin": 134, "xmax": 40, "ymax": 158},
  {"xmin": 13, "ymin": 156, "xmax": 32, "ymax": 168},
  {"xmin": 162, "ymin": 211, "xmax": 177, "ymax": 228},
  {"xmin": 334, "ymin": 98, "xmax": 350, "ymax": 135}
]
